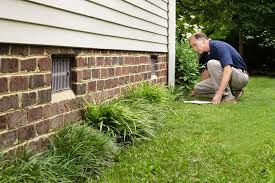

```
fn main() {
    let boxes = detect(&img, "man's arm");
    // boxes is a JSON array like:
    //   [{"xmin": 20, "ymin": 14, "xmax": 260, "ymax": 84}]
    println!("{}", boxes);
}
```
[{"xmin": 212, "ymin": 65, "xmax": 232, "ymax": 104}]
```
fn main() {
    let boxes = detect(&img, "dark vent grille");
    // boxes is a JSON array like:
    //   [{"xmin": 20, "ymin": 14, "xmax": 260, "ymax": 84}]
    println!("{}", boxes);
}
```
[
  {"xmin": 51, "ymin": 56, "xmax": 73, "ymax": 92},
  {"xmin": 150, "ymin": 55, "xmax": 158, "ymax": 76}
]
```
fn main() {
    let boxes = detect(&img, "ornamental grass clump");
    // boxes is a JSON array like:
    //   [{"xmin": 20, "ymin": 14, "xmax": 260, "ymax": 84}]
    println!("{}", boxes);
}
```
[
  {"xmin": 124, "ymin": 82, "xmax": 170, "ymax": 103},
  {"xmin": 0, "ymin": 123, "xmax": 118, "ymax": 183},
  {"xmin": 84, "ymin": 101, "xmax": 155, "ymax": 143},
  {"xmin": 46, "ymin": 122, "xmax": 118, "ymax": 182}
]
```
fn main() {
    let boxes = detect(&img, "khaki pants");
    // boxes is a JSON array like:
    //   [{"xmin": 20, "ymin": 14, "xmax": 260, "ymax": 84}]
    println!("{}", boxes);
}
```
[{"xmin": 194, "ymin": 60, "xmax": 249, "ymax": 98}]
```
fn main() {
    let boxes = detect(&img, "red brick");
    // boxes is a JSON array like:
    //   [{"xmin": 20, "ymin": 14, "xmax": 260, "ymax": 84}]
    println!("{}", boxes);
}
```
[
  {"xmin": 73, "ymin": 57, "xmax": 85, "ymax": 67},
  {"xmin": 83, "ymin": 69, "xmax": 91, "ymax": 80},
  {"xmin": 96, "ymin": 57, "xmax": 104, "ymax": 66},
  {"xmin": 35, "ymin": 120, "xmax": 50, "ymax": 135},
  {"xmin": 97, "ymin": 80, "xmax": 104, "ymax": 91},
  {"xmin": 130, "ymin": 75, "xmax": 135, "ymax": 82},
  {"xmin": 49, "ymin": 115, "xmax": 64, "ymax": 131},
  {"xmin": 0, "ymin": 77, "xmax": 8, "ymax": 93},
  {"xmin": 104, "ymin": 79, "xmax": 112, "ymax": 89},
  {"xmin": 133, "ymin": 66, "xmax": 138, "ymax": 73},
  {"xmin": 0, "ymin": 114, "xmax": 7, "ymax": 131},
  {"xmin": 100, "ymin": 68, "xmax": 108, "ymax": 78},
  {"xmin": 124, "ymin": 56, "xmax": 134, "ymax": 65},
  {"xmin": 0, "ymin": 130, "xmax": 17, "ymax": 149},
  {"xmin": 27, "ymin": 137, "xmax": 50, "ymax": 153},
  {"xmin": 105, "ymin": 57, "xmax": 112, "ymax": 66},
  {"xmin": 88, "ymin": 57, "xmax": 96, "ymax": 66},
  {"xmin": 125, "ymin": 76, "xmax": 130, "ymax": 83},
  {"xmin": 27, "ymin": 106, "xmax": 43, "ymax": 122},
  {"xmin": 10, "ymin": 76, "xmax": 28, "ymax": 91},
  {"xmin": 111, "ymin": 57, "xmax": 118, "ymax": 65},
  {"xmin": 38, "ymin": 57, "xmax": 52, "ymax": 71},
  {"xmin": 88, "ymin": 81, "xmax": 97, "ymax": 92},
  {"xmin": 64, "ymin": 110, "xmax": 81, "ymax": 122},
  {"xmin": 134, "ymin": 57, "xmax": 140, "ymax": 64},
  {"xmin": 117, "ymin": 57, "xmax": 124, "ymax": 65},
  {"xmin": 38, "ymin": 89, "xmax": 51, "ymax": 104},
  {"xmin": 140, "ymin": 56, "xmax": 149, "ymax": 64},
  {"xmin": 44, "ymin": 47, "xmax": 60, "ymax": 54},
  {"xmin": 29, "ymin": 75, "xmax": 45, "ymax": 89},
  {"xmin": 0, "ymin": 95, "xmax": 19, "ymax": 112},
  {"xmin": 0, "ymin": 44, "xmax": 10, "ymax": 55},
  {"xmin": 114, "ymin": 67, "xmax": 122, "ymax": 76},
  {"xmin": 20, "ymin": 58, "xmax": 36, "ymax": 72},
  {"xmin": 0, "ymin": 58, "xmax": 19, "ymax": 73},
  {"xmin": 56, "ymin": 100, "xmax": 71, "ymax": 114},
  {"xmin": 108, "ymin": 68, "xmax": 115, "ymax": 77},
  {"xmin": 7, "ymin": 110, "xmax": 28, "ymax": 129},
  {"xmin": 59, "ymin": 47, "xmax": 73, "ymax": 54},
  {"xmin": 71, "ymin": 70, "xmax": 82, "ymax": 82},
  {"xmin": 18, "ymin": 125, "xmax": 36, "ymax": 142},
  {"xmin": 72, "ymin": 48, "xmax": 82, "ymax": 55},
  {"xmin": 70, "ymin": 97, "xmax": 84, "ymax": 110},
  {"xmin": 22, "ymin": 92, "xmax": 37, "ymax": 108},
  {"xmin": 44, "ymin": 74, "xmax": 52, "ymax": 86},
  {"xmin": 30, "ymin": 46, "xmax": 45, "ymax": 55},
  {"xmin": 72, "ymin": 83, "xmax": 86, "ymax": 95},
  {"xmin": 92, "ymin": 69, "xmax": 100, "ymax": 79},
  {"xmin": 122, "ymin": 67, "xmax": 127, "ymax": 75},
  {"xmin": 118, "ymin": 77, "xmax": 125, "ymax": 85},
  {"xmin": 11, "ymin": 45, "xmax": 29, "ymax": 56},
  {"xmin": 100, "ymin": 50, "xmax": 109, "ymax": 55},
  {"xmin": 111, "ymin": 78, "xmax": 118, "ymax": 88},
  {"xmin": 43, "ymin": 104, "xmax": 57, "ymax": 119}
]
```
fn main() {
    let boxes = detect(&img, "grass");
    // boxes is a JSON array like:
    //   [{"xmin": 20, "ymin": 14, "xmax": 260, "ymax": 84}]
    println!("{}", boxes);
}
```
[
  {"xmin": 97, "ymin": 77, "xmax": 275, "ymax": 182},
  {"xmin": 83, "ymin": 82, "xmax": 169, "ymax": 143},
  {"xmin": 0, "ymin": 123, "xmax": 118, "ymax": 183}
]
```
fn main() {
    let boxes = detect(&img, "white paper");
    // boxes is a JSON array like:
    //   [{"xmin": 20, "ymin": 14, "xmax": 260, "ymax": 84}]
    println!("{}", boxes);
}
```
[{"xmin": 183, "ymin": 100, "xmax": 212, "ymax": 104}]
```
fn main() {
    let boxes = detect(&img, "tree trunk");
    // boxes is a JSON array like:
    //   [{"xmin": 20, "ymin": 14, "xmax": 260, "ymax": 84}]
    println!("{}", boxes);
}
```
[{"xmin": 239, "ymin": 31, "xmax": 244, "ymax": 57}]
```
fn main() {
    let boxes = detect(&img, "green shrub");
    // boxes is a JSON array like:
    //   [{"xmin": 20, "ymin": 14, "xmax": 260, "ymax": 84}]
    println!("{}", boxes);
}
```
[
  {"xmin": 84, "ymin": 101, "xmax": 156, "ymax": 143},
  {"xmin": 0, "ymin": 123, "xmax": 118, "ymax": 183},
  {"xmin": 176, "ymin": 39, "xmax": 200, "ymax": 92},
  {"xmin": 46, "ymin": 123, "xmax": 118, "ymax": 181},
  {"xmin": 124, "ymin": 82, "xmax": 169, "ymax": 103}
]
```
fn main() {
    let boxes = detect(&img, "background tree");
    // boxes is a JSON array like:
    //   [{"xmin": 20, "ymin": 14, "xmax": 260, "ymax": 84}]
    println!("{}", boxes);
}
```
[{"xmin": 176, "ymin": 0, "xmax": 275, "ymax": 49}]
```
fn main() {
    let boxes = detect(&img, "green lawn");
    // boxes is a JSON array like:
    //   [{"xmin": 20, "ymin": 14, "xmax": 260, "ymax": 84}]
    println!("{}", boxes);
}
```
[{"xmin": 97, "ymin": 77, "xmax": 275, "ymax": 183}]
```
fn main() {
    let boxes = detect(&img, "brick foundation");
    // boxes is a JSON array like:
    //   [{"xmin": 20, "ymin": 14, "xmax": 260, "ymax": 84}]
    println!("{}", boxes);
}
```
[{"xmin": 0, "ymin": 44, "xmax": 168, "ymax": 153}]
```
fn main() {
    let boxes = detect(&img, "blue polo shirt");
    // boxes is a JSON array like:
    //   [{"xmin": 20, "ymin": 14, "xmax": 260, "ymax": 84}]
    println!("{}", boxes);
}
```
[{"xmin": 207, "ymin": 40, "xmax": 247, "ymax": 70}]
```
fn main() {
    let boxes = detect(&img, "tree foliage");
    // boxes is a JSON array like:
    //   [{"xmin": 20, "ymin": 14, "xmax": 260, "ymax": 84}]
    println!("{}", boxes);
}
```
[{"xmin": 176, "ymin": 0, "xmax": 275, "ymax": 47}]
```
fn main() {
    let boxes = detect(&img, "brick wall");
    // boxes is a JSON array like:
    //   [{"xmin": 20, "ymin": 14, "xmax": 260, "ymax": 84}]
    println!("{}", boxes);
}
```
[{"xmin": 0, "ymin": 44, "xmax": 168, "ymax": 154}]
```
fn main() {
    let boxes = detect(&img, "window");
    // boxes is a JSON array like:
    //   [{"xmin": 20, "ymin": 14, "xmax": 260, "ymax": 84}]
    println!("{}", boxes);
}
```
[
  {"xmin": 150, "ymin": 55, "xmax": 158, "ymax": 78},
  {"xmin": 51, "ymin": 55, "xmax": 73, "ymax": 92}
]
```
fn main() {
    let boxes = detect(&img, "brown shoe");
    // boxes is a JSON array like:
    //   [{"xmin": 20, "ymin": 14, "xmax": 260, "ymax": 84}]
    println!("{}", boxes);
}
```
[
  {"xmin": 234, "ymin": 90, "xmax": 244, "ymax": 100},
  {"xmin": 222, "ymin": 95, "xmax": 237, "ymax": 103}
]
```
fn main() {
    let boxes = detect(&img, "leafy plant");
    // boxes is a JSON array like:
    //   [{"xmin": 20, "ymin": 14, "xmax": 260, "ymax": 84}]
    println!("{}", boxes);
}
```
[
  {"xmin": 0, "ymin": 123, "xmax": 118, "ymax": 183},
  {"xmin": 84, "ymin": 102, "xmax": 156, "ymax": 143},
  {"xmin": 175, "ymin": 39, "xmax": 200, "ymax": 92},
  {"xmin": 47, "ymin": 123, "xmax": 118, "ymax": 181},
  {"xmin": 124, "ymin": 82, "xmax": 170, "ymax": 103}
]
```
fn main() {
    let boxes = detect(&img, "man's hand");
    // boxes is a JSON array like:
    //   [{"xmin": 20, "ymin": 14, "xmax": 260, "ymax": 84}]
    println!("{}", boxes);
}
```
[
  {"xmin": 212, "ymin": 65, "xmax": 232, "ymax": 105},
  {"xmin": 212, "ymin": 90, "xmax": 223, "ymax": 104},
  {"xmin": 190, "ymin": 90, "xmax": 196, "ymax": 97}
]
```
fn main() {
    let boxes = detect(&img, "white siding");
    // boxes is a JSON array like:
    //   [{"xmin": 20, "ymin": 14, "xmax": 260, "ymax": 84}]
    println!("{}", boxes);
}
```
[{"xmin": 0, "ymin": 0, "xmax": 170, "ymax": 52}]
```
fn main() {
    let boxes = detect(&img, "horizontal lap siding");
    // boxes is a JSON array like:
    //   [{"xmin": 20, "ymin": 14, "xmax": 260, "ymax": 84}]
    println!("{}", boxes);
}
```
[{"xmin": 0, "ymin": 0, "xmax": 169, "ymax": 52}]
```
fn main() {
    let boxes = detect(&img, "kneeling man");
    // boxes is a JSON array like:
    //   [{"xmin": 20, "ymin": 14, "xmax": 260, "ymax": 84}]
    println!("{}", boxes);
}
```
[{"xmin": 189, "ymin": 32, "xmax": 249, "ymax": 104}]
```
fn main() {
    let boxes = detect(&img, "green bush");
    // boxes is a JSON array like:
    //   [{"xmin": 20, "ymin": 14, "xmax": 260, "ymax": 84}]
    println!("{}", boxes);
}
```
[
  {"xmin": 124, "ymin": 82, "xmax": 169, "ymax": 103},
  {"xmin": 46, "ymin": 123, "xmax": 118, "ymax": 181},
  {"xmin": 176, "ymin": 39, "xmax": 200, "ymax": 92},
  {"xmin": 0, "ymin": 123, "xmax": 118, "ymax": 183},
  {"xmin": 84, "ymin": 101, "xmax": 156, "ymax": 143}
]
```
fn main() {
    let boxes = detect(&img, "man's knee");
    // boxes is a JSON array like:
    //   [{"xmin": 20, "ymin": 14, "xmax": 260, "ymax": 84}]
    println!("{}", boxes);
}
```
[
  {"xmin": 207, "ymin": 60, "xmax": 220, "ymax": 69},
  {"xmin": 194, "ymin": 82, "xmax": 203, "ymax": 93}
]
